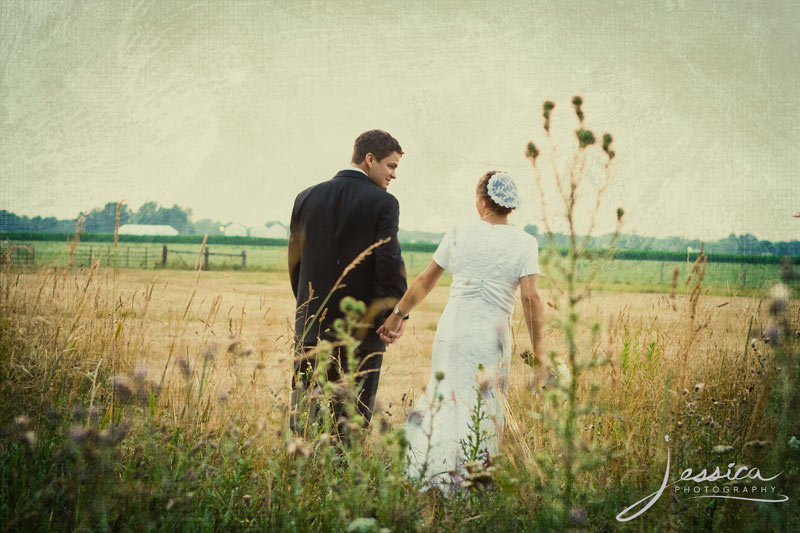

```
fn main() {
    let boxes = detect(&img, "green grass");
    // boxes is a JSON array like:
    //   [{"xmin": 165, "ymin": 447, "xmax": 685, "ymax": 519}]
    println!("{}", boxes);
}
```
[{"xmin": 2, "ymin": 241, "xmax": 789, "ymax": 291}]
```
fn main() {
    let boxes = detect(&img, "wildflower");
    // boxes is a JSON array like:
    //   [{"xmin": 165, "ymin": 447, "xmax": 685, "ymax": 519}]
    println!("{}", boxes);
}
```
[
  {"xmin": 206, "ymin": 343, "xmax": 218, "ymax": 360},
  {"xmin": 98, "ymin": 424, "xmax": 128, "ymax": 445},
  {"xmin": 14, "ymin": 415, "xmax": 30, "ymax": 427},
  {"xmin": 134, "ymin": 364, "xmax": 147, "ymax": 381},
  {"xmin": 22, "ymin": 430, "xmax": 36, "ymax": 447},
  {"xmin": 712, "ymin": 444, "xmax": 733, "ymax": 454},
  {"xmin": 765, "ymin": 325, "xmax": 779, "ymax": 345},
  {"xmin": 694, "ymin": 382, "xmax": 705, "ymax": 392},
  {"xmin": 617, "ymin": 207, "xmax": 624, "ymax": 221},
  {"xmin": 287, "ymin": 437, "xmax": 312, "ymax": 459},
  {"xmin": 407, "ymin": 410, "xmax": 423, "ymax": 427},
  {"xmin": 569, "ymin": 507, "xmax": 588, "ymax": 526},
  {"xmin": 111, "ymin": 374, "xmax": 135, "ymax": 403},
  {"xmin": 242, "ymin": 494, "xmax": 252, "ymax": 504},
  {"xmin": 69, "ymin": 425, "xmax": 90, "ymax": 443},
  {"xmin": 435, "ymin": 370, "xmax": 445, "ymax": 381},
  {"xmin": 176, "ymin": 357, "xmax": 191, "ymax": 378}
]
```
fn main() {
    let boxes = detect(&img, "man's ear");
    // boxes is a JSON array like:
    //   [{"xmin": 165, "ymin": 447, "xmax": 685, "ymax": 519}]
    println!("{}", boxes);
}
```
[{"xmin": 365, "ymin": 153, "xmax": 374, "ymax": 169}]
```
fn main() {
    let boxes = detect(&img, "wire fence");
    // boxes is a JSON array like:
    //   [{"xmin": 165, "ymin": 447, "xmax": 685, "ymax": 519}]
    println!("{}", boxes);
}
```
[{"xmin": 0, "ymin": 241, "xmax": 792, "ymax": 290}]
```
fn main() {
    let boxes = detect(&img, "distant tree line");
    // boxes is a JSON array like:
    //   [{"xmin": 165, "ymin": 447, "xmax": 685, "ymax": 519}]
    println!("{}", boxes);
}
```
[
  {"xmin": 1, "ymin": 205, "xmax": 797, "ymax": 256},
  {"xmin": 0, "ymin": 203, "xmax": 232, "ymax": 236},
  {"xmin": 523, "ymin": 224, "xmax": 800, "ymax": 256}
]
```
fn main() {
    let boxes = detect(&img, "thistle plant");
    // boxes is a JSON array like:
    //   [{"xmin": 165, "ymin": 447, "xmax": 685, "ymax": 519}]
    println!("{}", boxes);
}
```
[
  {"xmin": 524, "ymin": 96, "xmax": 621, "ymax": 524},
  {"xmin": 460, "ymin": 376, "xmax": 491, "ymax": 465}
]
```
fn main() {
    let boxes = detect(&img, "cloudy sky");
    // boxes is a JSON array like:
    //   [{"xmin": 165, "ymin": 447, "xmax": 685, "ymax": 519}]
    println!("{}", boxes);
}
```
[{"xmin": 1, "ymin": 0, "xmax": 798, "ymax": 241}]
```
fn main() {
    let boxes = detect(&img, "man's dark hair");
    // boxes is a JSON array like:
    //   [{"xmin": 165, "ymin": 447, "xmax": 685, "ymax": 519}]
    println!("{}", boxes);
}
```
[{"xmin": 351, "ymin": 130, "xmax": 403, "ymax": 164}]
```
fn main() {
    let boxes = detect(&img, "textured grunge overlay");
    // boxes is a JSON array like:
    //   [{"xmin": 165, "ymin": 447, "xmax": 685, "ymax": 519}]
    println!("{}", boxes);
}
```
[{"xmin": 1, "ymin": 1, "xmax": 797, "ymax": 240}]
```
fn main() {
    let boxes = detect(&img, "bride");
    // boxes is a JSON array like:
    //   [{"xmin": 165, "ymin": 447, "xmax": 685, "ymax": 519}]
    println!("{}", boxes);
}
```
[{"xmin": 378, "ymin": 171, "xmax": 551, "ymax": 489}]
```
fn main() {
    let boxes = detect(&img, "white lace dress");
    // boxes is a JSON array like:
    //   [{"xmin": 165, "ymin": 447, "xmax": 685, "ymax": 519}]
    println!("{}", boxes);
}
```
[{"xmin": 404, "ymin": 220, "xmax": 541, "ymax": 488}]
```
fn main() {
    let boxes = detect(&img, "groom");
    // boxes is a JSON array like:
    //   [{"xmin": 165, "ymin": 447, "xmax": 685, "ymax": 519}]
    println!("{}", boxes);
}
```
[{"xmin": 288, "ymin": 129, "xmax": 408, "ymax": 436}]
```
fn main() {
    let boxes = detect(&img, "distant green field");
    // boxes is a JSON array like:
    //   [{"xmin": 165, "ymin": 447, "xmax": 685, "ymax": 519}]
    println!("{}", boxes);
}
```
[{"xmin": 1, "ymin": 240, "xmax": 788, "ymax": 293}]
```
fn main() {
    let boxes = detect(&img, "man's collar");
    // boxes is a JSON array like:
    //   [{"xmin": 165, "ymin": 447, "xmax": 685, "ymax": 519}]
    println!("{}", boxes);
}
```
[
  {"xmin": 334, "ymin": 168, "xmax": 371, "ymax": 182},
  {"xmin": 342, "ymin": 166, "xmax": 368, "ymax": 177}
]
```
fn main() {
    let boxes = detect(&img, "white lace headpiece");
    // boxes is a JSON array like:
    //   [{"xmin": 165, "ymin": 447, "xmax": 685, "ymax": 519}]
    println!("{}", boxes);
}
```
[{"xmin": 487, "ymin": 172, "xmax": 519, "ymax": 209}]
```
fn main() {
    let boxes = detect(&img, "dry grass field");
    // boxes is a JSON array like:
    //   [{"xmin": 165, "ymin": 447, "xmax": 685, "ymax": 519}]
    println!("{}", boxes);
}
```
[
  {"xmin": 8, "ymin": 266, "xmax": 783, "ymax": 426},
  {"xmin": 2, "ymin": 263, "xmax": 798, "ymax": 531}
]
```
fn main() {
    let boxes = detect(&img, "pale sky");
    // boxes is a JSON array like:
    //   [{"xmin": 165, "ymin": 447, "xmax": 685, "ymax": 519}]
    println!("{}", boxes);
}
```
[{"xmin": 1, "ymin": 0, "xmax": 798, "ymax": 241}]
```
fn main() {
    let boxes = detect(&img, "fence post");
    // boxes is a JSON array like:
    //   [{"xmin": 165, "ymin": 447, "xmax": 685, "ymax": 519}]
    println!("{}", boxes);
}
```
[
  {"xmin": 204, "ymin": 247, "xmax": 209, "ymax": 271},
  {"xmin": 144, "ymin": 248, "xmax": 148, "ymax": 269},
  {"xmin": 162, "ymin": 245, "xmax": 168, "ymax": 268},
  {"xmin": 31, "ymin": 245, "xmax": 36, "ymax": 268},
  {"xmin": 659, "ymin": 262, "xmax": 664, "ymax": 284},
  {"xmin": 742, "ymin": 267, "xmax": 747, "ymax": 286},
  {"xmin": 241, "ymin": 250, "xmax": 246, "ymax": 268},
  {"xmin": 126, "ymin": 247, "xmax": 130, "ymax": 268},
  {"xmin": 89, "ymin": 247, "xmax": 93, "ymax": 266}
]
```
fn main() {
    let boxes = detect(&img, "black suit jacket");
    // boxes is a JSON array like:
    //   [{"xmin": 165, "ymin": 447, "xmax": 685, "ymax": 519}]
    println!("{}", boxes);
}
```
[{"xmin": 289, "ymin": 169, "xmax": 408, "ymax": 353}]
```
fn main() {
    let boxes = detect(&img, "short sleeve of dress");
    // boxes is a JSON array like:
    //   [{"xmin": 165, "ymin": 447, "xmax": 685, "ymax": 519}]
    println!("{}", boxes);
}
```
[
  {"xmin": 519, "ymin": 234, "xmax": 541, "ymax": 278},
  {"xmin": 432, "ymin": 227, "xmax": 454, "ymax": 270}
]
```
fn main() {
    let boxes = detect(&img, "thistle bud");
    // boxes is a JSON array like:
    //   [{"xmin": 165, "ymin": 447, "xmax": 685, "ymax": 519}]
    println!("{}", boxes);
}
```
[
  {"xmin": 572, "ymin": 96, "xmax": 584, "ymax": 122},
  {"xmin": 576, "ymin": 129, "xmax": 595, "ymax": 148},
  {"xmin": 526, "ymin": 142, "xmax": 540, "ymax": 161}
]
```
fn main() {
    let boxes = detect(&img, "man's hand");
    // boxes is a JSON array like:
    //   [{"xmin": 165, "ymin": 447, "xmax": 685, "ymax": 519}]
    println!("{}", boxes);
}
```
[{"xmin": 377, "ymin": 313, "xmax": 405, "ymax": 344}]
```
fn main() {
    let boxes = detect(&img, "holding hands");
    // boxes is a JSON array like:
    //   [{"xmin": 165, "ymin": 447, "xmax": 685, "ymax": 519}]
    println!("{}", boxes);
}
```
[
  {"xmin": 377, "ymin": 260, "xmax": 446, "ymax": 346},
  {"xmin": 377, "ymin": 306, "xmax": 407, "ymax": 344}
]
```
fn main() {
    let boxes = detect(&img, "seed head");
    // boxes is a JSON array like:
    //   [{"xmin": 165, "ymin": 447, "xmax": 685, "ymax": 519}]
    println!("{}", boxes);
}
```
[
  {"xmin": 20, "ymin": 430, "xmax": 36, "ymax": 447},
  {"xmin": 576, "ymin": 129, "xmax": 595, "ymax": 148},
  {"xmin": 287, "ymin": 437, "xmax": 312, "ymax": 459},
  {"xmin": 602, "ymin": 133, "xmax": 615, "ymax": 160},
  {"xmin": 526, "ymin": 142, "xmax": 540, "ymax": 161},
  {"xmin": 134, "ymin": 364, "xmax": 147, "ymax": 381},
  {"xmin": 176, "ymin": 357, "xmax": 191, "ymax": 378},
  {"xmin": 569, "ymin": 507, "xmax": 587, "ymax": 526},
  {"xmin": 435, "ymin": 370, "xmax": 445, "ymax": 381}
]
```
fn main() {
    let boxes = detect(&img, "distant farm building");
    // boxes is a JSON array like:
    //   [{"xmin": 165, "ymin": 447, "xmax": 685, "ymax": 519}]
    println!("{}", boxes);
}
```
[
  {"xmin": 251, "ymin": 224, "xmax": 288, "ymax": 239},
  {"xmin": 223, "ymin": 223, "xmax": 249, "ymax": 237},
  {"xmin": 118, "ymin": 224, "xmax": 179, "ymax": 236}
]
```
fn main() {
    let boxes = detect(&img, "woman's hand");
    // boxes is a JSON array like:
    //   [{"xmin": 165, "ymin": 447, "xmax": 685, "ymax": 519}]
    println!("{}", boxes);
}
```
[{"xmin": 377, "ymin": 313, "xmax": 405, "ymax": 344}]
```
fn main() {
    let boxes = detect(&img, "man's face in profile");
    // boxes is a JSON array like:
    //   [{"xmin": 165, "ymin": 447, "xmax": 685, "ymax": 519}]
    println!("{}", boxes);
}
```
[{"xmin": 366, "ymin": 151, "xmax": 401, "ymax": 190}]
